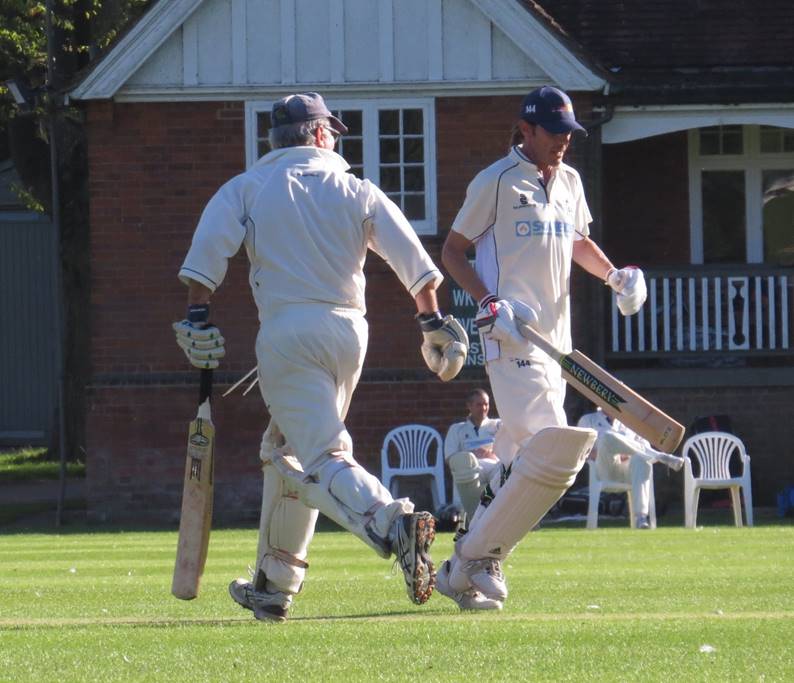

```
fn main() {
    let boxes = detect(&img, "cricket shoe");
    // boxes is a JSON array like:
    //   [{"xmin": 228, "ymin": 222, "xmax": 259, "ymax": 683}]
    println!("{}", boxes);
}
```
[
  {"xmin": 449, "ymin": 555, "xmax": 508, "ymax": 602},
  {"xmin": 436, "ymin": 560, "xmax": 502, "ymax": 611},
  {"xmin": 392, "ymin": 511, "xmax": 436, "ymax": 605},
  {"xmin": 228, "ymin": 578, "xmax": 291, "ymax": 623}
]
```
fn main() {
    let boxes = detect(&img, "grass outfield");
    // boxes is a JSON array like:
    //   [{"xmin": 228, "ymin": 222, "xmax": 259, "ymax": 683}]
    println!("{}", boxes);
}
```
[{"xmin": 1, "ymin": 521, "xmax": 793, "ymax": 681}]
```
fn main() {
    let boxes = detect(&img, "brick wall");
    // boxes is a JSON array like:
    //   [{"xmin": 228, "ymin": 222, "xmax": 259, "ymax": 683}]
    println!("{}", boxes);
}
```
[
  {"xmin": 84, "ymin": 99, "xmax": 500, "ymax": 522},
  {"xmin": 84, "ymin": 98, "xmax": 789, "ymax": 522}
]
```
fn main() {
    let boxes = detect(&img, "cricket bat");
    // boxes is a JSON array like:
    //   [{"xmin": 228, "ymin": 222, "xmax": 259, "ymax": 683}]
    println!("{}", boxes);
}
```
[
  {"xmin": 517, "ymin": 324, "xmax": 685, "ymax": 453},
  {"xmin": 172, "ymin": 368, "xmax": 215, "ymax": 600}
]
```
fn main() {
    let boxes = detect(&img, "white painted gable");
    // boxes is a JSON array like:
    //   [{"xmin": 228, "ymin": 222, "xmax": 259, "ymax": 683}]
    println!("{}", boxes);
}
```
[{"xmin": 71, "ymin": 0, "xmax": 603, "ymax": 101}]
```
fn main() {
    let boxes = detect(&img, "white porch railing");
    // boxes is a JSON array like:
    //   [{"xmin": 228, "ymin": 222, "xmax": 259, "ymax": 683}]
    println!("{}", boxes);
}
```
[{"xmin": 609, "ymin": 267, "xmax": 793, "ymax": 355}]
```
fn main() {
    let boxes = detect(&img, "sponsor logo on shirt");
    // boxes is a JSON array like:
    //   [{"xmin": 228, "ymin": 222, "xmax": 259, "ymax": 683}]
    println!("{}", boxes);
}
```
[
  {"xmin": 515, "ymin": 220, "xmax": 574, "ymax": 237},
  {"xmin": 513, "ymin": 192, "xmax": 539, "ymax": 210}
]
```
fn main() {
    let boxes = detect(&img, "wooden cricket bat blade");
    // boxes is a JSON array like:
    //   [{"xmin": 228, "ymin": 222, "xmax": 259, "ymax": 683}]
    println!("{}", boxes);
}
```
[
  {"xmin": 172, "ymin": 377, "xmax": 215, "ymax": 600},
  {"xmin": 517, "ymin": 323, "xmax": 685, "ymax": 452}
]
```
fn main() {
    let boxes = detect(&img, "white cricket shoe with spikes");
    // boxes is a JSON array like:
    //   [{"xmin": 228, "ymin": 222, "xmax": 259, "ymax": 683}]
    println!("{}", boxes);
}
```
[
  {"xmin": 391, "ymin": 511, "xmax": 436, "ymax": 605},
  {"xmin": 448, "ymin": 555, "xmax": 508, "ymax": 602},
  {"xmin": 229, "ymin": 578, "xmax": 291, "ymax": 623},
  {"xmin": 436, "ymin": 560, "xmax": 502, "ymax": 610}
]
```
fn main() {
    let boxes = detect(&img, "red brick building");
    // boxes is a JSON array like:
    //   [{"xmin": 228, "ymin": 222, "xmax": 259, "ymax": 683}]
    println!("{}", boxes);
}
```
[{"xmin": 70, "ymin": 0, "xmax": 794, "ymax": 521}]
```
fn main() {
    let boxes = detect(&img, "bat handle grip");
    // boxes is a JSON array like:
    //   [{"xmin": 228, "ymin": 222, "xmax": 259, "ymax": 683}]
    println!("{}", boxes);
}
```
[{"xmin": 199, "ymin": 368, "xmax": 213, "ymax": 404}]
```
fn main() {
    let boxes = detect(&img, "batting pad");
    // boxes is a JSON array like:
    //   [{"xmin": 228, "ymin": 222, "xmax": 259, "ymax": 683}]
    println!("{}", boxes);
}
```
[
  {"xmin": 459, "ymin": 427, "xmax": 596, "ymax": 560},
  {"xmin": 255, "ymin": 462, "xmax": 318, "ymax": 595}
]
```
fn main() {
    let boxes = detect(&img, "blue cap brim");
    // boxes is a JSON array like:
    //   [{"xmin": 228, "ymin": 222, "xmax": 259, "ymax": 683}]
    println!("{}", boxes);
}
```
[{"xmin": 539, "ymin": 118, "xmax": 587, "ymax": 136}]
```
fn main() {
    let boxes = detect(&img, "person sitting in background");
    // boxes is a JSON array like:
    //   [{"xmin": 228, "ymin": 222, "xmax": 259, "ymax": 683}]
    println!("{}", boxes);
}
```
[
  {"xmin": 444, "ymin": 389, "xmax": 501, "ymax": 520},
  {"xmin": 577, "ymin": 407, "xmax": 685, "ymax": 529}
]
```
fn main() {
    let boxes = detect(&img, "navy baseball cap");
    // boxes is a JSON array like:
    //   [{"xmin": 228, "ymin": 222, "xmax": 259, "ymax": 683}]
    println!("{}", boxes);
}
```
[
  {"xmin": 520, "ymin": 86, "xmax": 586, "ymax": 135},
  {"xmin": 271, "ymin": 92, "xmax": 348, "ymax": 135}
]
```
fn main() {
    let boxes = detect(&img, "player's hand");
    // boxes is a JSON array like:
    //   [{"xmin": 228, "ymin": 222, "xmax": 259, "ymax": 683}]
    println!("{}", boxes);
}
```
[
  {"xmin": 417, "ymin": 312, "xmax": 468, "ymax": 381},
  {"xmin": 173, "ymin": 303, "xmax": 225, "ymax": 369},
  {"xmin": 606, "ymin": 267, "xmax": 647, "ymax": 316},
  {"xmin": 475, "ymin": 296, "xmax": 535, "ymax": 346}
]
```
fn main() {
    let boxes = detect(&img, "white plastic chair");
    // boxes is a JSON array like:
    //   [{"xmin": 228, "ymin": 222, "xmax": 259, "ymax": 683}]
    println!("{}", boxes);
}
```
[
  {"xmin": 381, "ymin": 425, "xmax": 446, "ymax": 511},
  {"xmin": 682, "ymin": 431, "xmax": 753, "ymax": 528},
  {"xmin": 586, "ymin": 459, "xmax": 657, "ymax": 529}
]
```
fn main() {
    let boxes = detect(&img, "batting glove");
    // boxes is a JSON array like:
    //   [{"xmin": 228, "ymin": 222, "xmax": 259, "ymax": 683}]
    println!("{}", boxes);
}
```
[
  {"xmin": 417, "ymin": 312, "xmax": 469, "ymax": 382},
  {"xmin": 606, "ymin": 267, "xmax": 647, "ymax": 316},
  {"xmin": 506, "ymin": 297, "xmax": 540, "ymax": 339},
  {"xmin": 475, "ymin": 295, "xmax": 529, "ymax": 346},
  {"xmin": 173, "ymin": 303, "xmax": 226, "ymax": 370}
]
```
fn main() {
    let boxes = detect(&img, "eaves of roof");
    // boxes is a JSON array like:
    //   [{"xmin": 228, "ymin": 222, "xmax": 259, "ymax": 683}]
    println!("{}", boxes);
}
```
[{"xmin": 602, "ymin": 66, "xmax": 794, "ymax": 106}]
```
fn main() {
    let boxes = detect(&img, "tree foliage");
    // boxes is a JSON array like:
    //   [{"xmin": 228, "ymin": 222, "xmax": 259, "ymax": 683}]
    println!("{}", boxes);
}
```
[{"xmin": 0, "ymin": 0, "xmax": 154, "ymax": 458}]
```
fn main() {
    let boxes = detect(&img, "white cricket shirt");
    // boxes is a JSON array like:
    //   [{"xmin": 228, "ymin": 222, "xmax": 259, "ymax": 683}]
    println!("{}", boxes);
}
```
[
  {"xmin": 451, "ymin": 145, "xmax": 592, "ymax": 358},
  {"xmin": 179, "ymin": 146, "xmax": 442, "ymax": 321},
  {"xmin": 443, "ymin": 417, "xmax": 501, "ymax": 460}
]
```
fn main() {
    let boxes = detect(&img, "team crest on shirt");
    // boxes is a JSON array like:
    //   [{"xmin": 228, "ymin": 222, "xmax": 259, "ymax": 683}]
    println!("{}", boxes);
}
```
[{"xmin": 512, "ymin": 192, "xmax": 537, "ymax": 210}]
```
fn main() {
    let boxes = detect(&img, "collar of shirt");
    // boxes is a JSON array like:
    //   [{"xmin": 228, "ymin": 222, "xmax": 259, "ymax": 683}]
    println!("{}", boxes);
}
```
[{"xmin": 254, "ymin": 145, "xmax": 350, "ymax": 173}]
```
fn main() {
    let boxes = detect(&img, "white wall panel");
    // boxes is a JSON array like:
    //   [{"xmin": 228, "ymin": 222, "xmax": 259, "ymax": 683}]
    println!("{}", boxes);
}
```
[
  {"xmin": 127, "ymin": 30, "xmax": 184, "ymax": 86},
  {"xmin": 196, "ymin": 0, "xmax": 233, "ymax": 84},
  {"xmin": 442, "ymin": 0, "xmax": 488, "ymax": 80},
  {"xmin": 246, "ymin": 0, "xmax": 282, "ymax": 84},
  {"xmin": 296, "ymin": 0, "xmax": 331, "ymax": 83},
  {"xmin": 492, "ymin": 26, "xmax": 543, "ymax": 80},
  {"xmin": 96, "ymin": 0, "xmax": 590, "ymax": 98},
  {"xmin": 394, "ymin": 0, "xmax": 428, "ymax": 81},
  {"xmin": 344, "ymin": 0, "xmax": 380, "ymax": 82}
]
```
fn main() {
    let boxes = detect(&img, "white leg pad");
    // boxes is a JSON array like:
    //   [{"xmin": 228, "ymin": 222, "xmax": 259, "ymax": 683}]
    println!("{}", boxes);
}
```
[
  {"xmin": 447, "ymin": 450, "xmax": 483, "ymax": 519},
  {"xmin": 269, "ymin": 448, "xmax": 413, "ymax": 558},
  {"xmin": 458, "ymin": 427, "xmax": 596, "ymax": 561},
  {"xmin": 254, "ymin": 460, "xmax": 318, "ymax": 595}
]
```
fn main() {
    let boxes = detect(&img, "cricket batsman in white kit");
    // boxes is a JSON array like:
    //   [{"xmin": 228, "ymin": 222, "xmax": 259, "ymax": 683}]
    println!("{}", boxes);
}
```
[
  {"xmin": 173, "ymin": 92, "xmax": 468, "ymax": 622},
  {"xmin": 436, "ymin": 86, "xmax": 648, "ymax": 610}
]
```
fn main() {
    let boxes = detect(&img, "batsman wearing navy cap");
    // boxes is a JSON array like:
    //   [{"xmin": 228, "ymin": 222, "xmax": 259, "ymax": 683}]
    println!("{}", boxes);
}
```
[
  {"xmin": 174, "ymin": 91, "xmax": 469, "ymax": 621},
  {"xmin": 435, "ymin": 86, "xmax": 649, "ymax": 610}
]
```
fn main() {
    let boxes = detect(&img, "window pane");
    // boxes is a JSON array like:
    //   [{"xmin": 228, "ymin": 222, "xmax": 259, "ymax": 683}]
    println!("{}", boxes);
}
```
[
  {"xmin": 380, "ymin": 138, "xmax": 400, "ymax": 163},
  {"xmin": 386, "ymin": 192, "xmax": 402, "ymax": 208},
  {"xmin": 699, "ymin": 128, "xmax": 720, "ymax": 155},
  {"xmin": 760, "ymin": 126, "xmax": 780, "ymax": 153},
  {"xmin": 404, "ymin": 193, "xmax": 425, "ymax": 220},
  {"xmin": 404, "ymin": 166, "xmax": 424, "ymax": 191},
  {"xmin": 348, "ymin": 165, "xmax": 364, "ymax": 180},
  {"xmin": 722, "ymin": 126, "xmax": 743, "ymax": 154},
  {"xmin": 379, "ymin": 110, "xmax": 399, "ymax": 134},
  {"xmin": 404, "ymin": 137, "xmax": 424, "ymax": 163},
  {"xmin": 402, "ymin": 109, "xmax": 423, "ymax": 134},
  {"xmin": 761, "ymin": 126, "xmax": 794, "ymax": 154},
  {"xmin": 380, "ymin": 167, "xmax": 401, "ymax": 191},
  {"xmin": 699, "ymin": 125, "xmax": 742, "ymax": 155},
  {"xmin": 340, "ymin": 110, "xmax": 362, "ymax": 136},
  {"xmin": 763, "ymin": 169, "xmax": 794, "ymax": 265},
  {"xmin": 702, "ymin": 171, "xmax": 745, "ymax": 263},
  {"xmin": 340, "ymin": 138, "xmax": 363, "ymax": 166}
]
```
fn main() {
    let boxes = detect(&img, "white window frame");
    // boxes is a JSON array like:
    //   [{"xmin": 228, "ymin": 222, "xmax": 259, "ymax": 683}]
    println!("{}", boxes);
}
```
[
  {"xmin": 688, "ymin": 125, "xmax": 794, "ymax": 264},
  {"xmin": 244, "ymin": 97, "xmax": 438, "ymax": 235}
]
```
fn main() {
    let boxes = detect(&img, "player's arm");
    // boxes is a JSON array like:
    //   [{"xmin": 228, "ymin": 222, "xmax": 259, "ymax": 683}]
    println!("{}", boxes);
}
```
[
  {"xmin": 573, "ymin": 236, "xmax": 647, "ymax": 317},
  {"xmin": 443, "ymin": 422, "xmax": 461, "ymax": 460},
  {"xmin": 441, "ymin": 231, "xmax": 489, "ymax": 302},
  {"xmin": 572, "ymin": 235, "xmax": 614, "ymax": 281}
]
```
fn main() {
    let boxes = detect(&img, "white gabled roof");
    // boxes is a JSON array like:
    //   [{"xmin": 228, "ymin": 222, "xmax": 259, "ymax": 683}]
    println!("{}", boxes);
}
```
[
  {"xmin": 70, "ymin": 0, "xmax": 205, "ymax": 100},
  {"xmin": 71, "ymin": 0, "xmax": 605, "ymax": 102}
]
